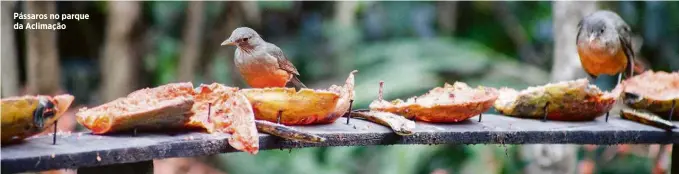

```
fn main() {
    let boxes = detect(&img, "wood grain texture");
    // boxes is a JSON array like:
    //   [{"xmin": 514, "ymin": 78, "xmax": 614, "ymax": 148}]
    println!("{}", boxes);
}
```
[{"xmin": 2, "ymin": 114, "xmax": 677, "ymax": 173}]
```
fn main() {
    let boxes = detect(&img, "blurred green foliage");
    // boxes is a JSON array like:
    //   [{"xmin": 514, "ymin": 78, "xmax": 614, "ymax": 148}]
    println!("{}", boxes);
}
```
[
  {"xmin": 135, "ymin": 1, "xmax": 670, "ymax": 173},
  {"xmin": 52, "ymin": 1, "xmax": 677, "ymax": 173}
]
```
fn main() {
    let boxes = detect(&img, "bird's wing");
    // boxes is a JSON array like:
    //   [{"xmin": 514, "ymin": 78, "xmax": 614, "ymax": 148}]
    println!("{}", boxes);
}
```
[
  {"xmin": 266, "ymin": 43, "xmax": 300, "ymax": 76},
  {"xmin": 618, "ymin": 25, "xmax": 635, "ymax": 77},
  {"xmin": 576, "ymin": 19, "xmax": 583, "ymax": 45}
]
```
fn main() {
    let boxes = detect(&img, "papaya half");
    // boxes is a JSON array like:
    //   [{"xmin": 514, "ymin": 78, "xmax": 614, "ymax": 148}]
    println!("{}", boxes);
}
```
[
  {"xmin": 241, "ymin": 70, "xmax": 356, "ymax": 125},
  {"xmin": 494, "ymin": 79, "xmax": 621, "ymax": 121},
  {"xmin": 622, "ymin": 71, "xmax": 679, "ymax": 119},
  {"xmin": 370, "ymin": 82, "xmax": 498, "ymax": 123},
  {"xmin": 2, "ymin": 94, "xmax": 74, "ymax": 145}
]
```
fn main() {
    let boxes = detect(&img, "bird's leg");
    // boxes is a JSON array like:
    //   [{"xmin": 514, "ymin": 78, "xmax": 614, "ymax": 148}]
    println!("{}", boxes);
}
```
[
  {"xmin": 478, "ymin": 113, "xmax": 483, "ymax": 122},
  {"xmin": 52, "ymin": 121, "xmax": 58, "ymax": 145},
  {"xmin": 346, "ymin": 99, "xmax": 354, "ymax": 125},
  {"xmin": 277, "ymin": 110, "xmax": 283, "ymax": 124},
  {"xmin": 602, "ymin": 73, "xmax": 624, "ymax": 123},
  {"xmin": 542, "ymin": 102, "xmax": 550, "ymax": 122},
  {"xmin": 669, "ymin": 100, "xmax": 675, "ymax": 122}
]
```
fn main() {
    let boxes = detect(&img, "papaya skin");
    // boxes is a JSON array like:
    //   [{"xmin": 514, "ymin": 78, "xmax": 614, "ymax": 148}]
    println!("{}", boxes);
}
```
[
  {"xmin": 2, "ymin": 95, "xmax": 74, "ymax": 145},
  {"xmin": 624, "ymin": 93, "xmax": 678, "ymax": 119}
]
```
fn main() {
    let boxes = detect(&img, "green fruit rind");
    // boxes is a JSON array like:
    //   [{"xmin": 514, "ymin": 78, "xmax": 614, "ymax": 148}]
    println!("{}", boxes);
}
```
[
  {"xmin": 622, "ymin": 71, "xmax": 679, "ymax": 119},
  {"xmin": 620, "ymin": 109, "xmax": 676, "ymax": 131},
  {"xmin": 623, "ymin": 93, "xmax": 678, "ymax": 119}
]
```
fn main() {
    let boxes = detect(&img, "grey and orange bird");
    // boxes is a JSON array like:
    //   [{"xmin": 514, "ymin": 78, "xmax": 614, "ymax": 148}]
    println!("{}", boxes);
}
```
[
  {"xmin": 221, "ymin": 27, "xmax": 306, "ymax": 89},
  {"xmin": 576, "ymin": 10, "xmax": 635, "ymax": 85}
]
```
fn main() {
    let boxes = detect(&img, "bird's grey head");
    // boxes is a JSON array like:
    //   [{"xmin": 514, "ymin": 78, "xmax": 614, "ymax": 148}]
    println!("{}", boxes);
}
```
[
  {"xmin": 221, "ymin": 27, "xmax": 263, "ymax": 48},
  {"xmin": 578, "ymin": 10, "xmax": 624, "ymax": 52}
]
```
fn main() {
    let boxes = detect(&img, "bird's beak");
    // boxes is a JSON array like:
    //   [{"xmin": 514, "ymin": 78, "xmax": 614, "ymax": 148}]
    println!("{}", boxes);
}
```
[
  {"xmin": 588, "ymin": 33, "xmax": 596, "ymax": 43},
  {"xmin": 221, "ymin": 39, "xmax": 235, "ymax": 46}
]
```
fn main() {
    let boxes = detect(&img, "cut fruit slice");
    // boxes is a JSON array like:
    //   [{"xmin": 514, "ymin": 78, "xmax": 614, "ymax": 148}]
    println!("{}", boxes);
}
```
[
  {"xmin": 2, "ymin": 94, "xmax": 74, "ymax": 144},
  {"xmin": 369, "ymin": 82, "xmax": 498, "ymax": 123},
  {"xmin": 76, "ymin": 83, "xmax": 196, "ymax": 134},
  {"xmin": 327, "ymin": 70, "xmax": 357, "ymax": 122},
  {"xmin": 620, "ymin": 109, "xmax": 676, "ymax": 130},
  {"xmin": 494, "ymin": 79, "xmax": 621, "ymax": 121},
  {"xmin": 622, "ymin": 71, "xmax": 679, "ymax": 119},
  {"xmin": 76, "ymin": 82, "xmax": 261, "ymax": 154},
  {"xmin": 241, "ymin": 71, "xmax": 356, "ymax": 125},
  {"xmin": 255, "ymin": 120, "xmax": 326, "ymax": 143},
  {"xmin": 185, "ymin": 83, "xmax": 240, "ymax": 131},
  {"xmin": 350, "ymin": 111, "xmax": 415, "ymax": 136},
  {"xmin": 187, "ymin": 83, "xmax": 259, "ymax": 154}
]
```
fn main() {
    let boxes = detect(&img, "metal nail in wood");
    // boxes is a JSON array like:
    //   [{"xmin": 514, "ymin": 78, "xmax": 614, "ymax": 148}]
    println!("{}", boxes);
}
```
[
  {"xmin": 346, "ymin": 100, "xmax": 354, "ymax": 125},
  {"xmin": 52, "ymin": 121, "xmax": 57, "ymax": 145},
  {"xmin": 542, "ymin": 102, "xmax": 549, "ymax": 122}
]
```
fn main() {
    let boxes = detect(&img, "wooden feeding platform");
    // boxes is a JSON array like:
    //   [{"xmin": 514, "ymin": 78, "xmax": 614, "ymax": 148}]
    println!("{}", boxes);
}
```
[{"xmin": 2, "ymin": 114, "xmax": 678, "ymax": 173}]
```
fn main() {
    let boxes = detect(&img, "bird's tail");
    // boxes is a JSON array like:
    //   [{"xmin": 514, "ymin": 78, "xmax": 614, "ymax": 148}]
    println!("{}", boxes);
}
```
[
  {"xmin": 288, "ymin": 76, "xmax": 307, "ymax": 90},
  {"xmin": 631, "ymin": 58, "xmax": 647, "ymax": 75}
]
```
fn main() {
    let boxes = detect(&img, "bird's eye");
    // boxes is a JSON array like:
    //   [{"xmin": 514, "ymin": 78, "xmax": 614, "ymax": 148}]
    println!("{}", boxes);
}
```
[
  {"xmin": 600, "ymin": 28, "xmax": 605, "ymax": 33},
  {"xmin": 243, "ymin": 37, "xmax": 249, "ymax": 42}
]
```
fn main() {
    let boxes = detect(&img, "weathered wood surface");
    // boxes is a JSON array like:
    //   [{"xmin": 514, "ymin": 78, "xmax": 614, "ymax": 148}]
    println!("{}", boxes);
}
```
[{"xmin": 2, "ymin": 114, "xmax": 678, "ymax": 173}]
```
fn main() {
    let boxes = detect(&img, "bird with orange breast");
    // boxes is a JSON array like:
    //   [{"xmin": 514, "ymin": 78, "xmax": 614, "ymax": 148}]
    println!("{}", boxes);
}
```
[
  {"xmin": 221, "ymin": 27, "xmax": 306, "ymax": 89},
  {"xmin": 576, "ymin": 10, "xmax": 635, "ymax": 85},
  {"xmin": 577, "ymin": 10, "xmax": 637, "ymax": 122}
]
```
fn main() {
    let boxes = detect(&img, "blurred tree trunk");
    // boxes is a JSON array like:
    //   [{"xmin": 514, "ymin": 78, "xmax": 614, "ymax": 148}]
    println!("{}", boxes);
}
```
[
  {"xmin": 24, "ymin": 1, "xmax": 61, "ymax": 95},
  {"xmin": 1, "ymin": 1, "xmax": 19, "ymax": 97},
  {"xmin": 436, "ymin": 1, "xmax": 458, "ymax": 35},
  {"xmin": 101, "ymin": 1, "xmax": 141, "ymax": 101},
  {"xmin": 520, "ymin": 2, "xmax": 598, "ymax": 174},
  {"xmin": 178, "ymin": 1, "xmax": 205, "ymax": 82},
  {"xmin": 332, "ymin": 1, "xmax": 359, "ymax": 78},
  {"xmin": 221, "ymin": 2, "xmax": 243, "ymax": 86},
  {"xmin": 550, "ymin": 1, "xmax": 597, "ymax": 81}
]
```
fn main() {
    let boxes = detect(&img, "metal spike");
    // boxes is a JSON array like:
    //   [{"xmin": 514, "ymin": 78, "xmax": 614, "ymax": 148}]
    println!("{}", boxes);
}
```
[
  {"xmin": 478, "ymin": 113, "xmax": 482, "ymax": 122},
  {"xmin": 605, "ymin": 111, "xmax": 610, "ymax": 122},
  {"xmin": 542, "ymin": 102, "xmax": 549, "ymax": 122},
  {"xmin": 52, "ymin": 121, "xmax": 58, "ymax": 145},
  {"xmin": 669, "ymin": 100, "xmax": 675, "ymax": 122},
  {"xmin": 346, "ymin": 100, "xmax": 354, "ymax": 125},
  {"xmin": 277, "ymin": 110, "xmax": 283, "ymax": 124}
]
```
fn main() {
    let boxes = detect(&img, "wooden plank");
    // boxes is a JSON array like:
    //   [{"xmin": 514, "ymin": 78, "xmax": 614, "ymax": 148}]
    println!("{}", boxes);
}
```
[
  {"xmin": 77, "ymin": 160, "xmax": 152, "ymax": 174},
  {"xmin": 2, "ymin": 114, "xmax": 678, "ymax": 173}
]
